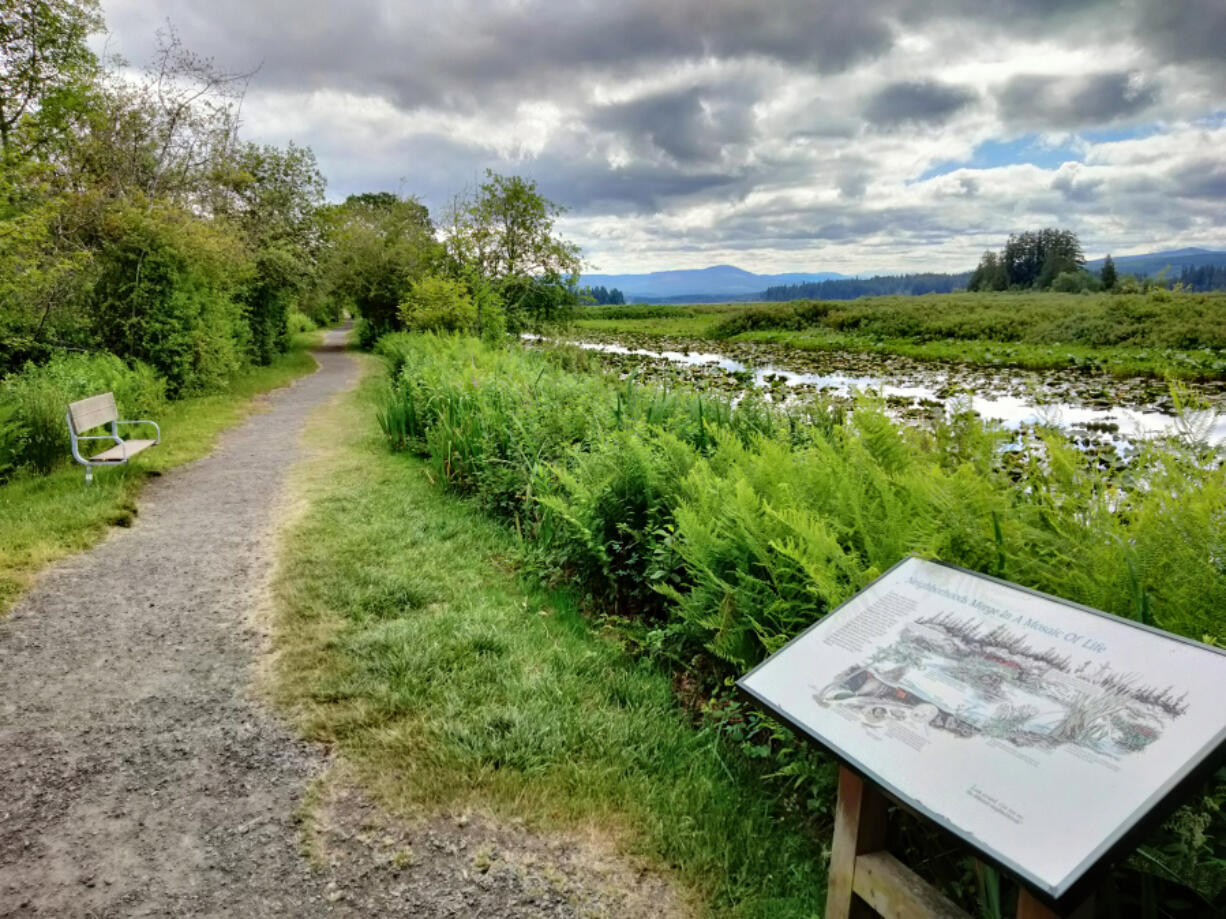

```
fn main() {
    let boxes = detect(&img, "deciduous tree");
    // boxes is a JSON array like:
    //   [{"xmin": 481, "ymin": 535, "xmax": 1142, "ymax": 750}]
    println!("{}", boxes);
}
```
[{"xmin": 0, "ymin": 0, "xmax": 101, "ymax": 159}]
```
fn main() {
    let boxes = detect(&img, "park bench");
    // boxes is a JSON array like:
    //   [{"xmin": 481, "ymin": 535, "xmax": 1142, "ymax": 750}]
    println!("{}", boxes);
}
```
[{"xmin": 66, "ymin": 392, "xmax": 160, "ymax": 484}]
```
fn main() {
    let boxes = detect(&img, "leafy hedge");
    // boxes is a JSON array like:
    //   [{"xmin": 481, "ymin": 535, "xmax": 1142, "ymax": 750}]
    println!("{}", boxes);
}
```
[{"xmin": 376, "ymin": 331, "xmax": 1226, "ymax": 914}]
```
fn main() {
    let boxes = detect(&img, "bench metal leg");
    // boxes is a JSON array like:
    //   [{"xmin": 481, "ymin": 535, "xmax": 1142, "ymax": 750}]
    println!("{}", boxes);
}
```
[{"xmin": 85, "ymin": 465, "xmax": 93, "ymax": 485}]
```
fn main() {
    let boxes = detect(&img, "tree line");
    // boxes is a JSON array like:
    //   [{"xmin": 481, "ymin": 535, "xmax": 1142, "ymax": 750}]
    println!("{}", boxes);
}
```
[
  {"xmin": 584, "ymin": 285, "xmax": 625, "ymax": 305},
  {"xmin": 0, "ymin": 1, "xmax": 584, "ymax": 372},
  {"xmin": 1178, "ymin": 264, "xmax": 1226, "ymax": 292},
  {"xmin": 1, "ymin": 0, "xmax": 327, "ymax": 390},
  {"xmin": 763, "ymin": 271, "xmax": 972, "ymax": 302},
  {"xmin": 967, "ymin": 228, "xmax": 1087, "ymax": 292}
]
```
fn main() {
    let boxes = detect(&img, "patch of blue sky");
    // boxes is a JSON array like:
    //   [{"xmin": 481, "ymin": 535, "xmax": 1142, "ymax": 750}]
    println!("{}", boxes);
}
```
[
  {"xmin": 1191, "ymin": 109, "xmax": 1226, "ymax": 130},
  {"xmin": 916, "ymin": 120, "xmax": 1198, "ymax": 182},
  {"xmin": 916, "ymin": 134, "xmax": 1084, "ymax": 182},
  {"xmin": 1079, "ymin": 125, "xmax": 1157, "ymax": 145}
]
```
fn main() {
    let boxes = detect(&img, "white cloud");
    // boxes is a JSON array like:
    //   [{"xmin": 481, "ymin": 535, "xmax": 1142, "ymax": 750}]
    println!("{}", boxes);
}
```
[{"xmin": 97, "ymin": 0, "xmax": 1226, "ymax": 272}]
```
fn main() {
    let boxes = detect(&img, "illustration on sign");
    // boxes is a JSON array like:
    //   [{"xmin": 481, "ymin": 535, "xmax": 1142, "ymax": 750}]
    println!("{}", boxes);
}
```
[
  {"xmin": 737, "ymin": 556, "xmax": 1226, "ymax": 899},
  {"xmin": 818, "ymin": 613, "xmax": 1188, "ymax": 755}
]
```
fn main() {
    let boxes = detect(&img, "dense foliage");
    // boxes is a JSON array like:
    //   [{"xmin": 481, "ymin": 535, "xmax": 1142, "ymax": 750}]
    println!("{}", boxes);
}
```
[
  {"xmin": 0, "ymin": 2, "xmax": 577, "ymax": 479},
  {"xmin": 376, "ymin": 331, "xmax": 1226, "ymax": 916},
  {"xmin": 969, "ymin": 228, "xmax": 1086, "ymax": 291},
  {"xmin": 0, "ymin": 2, "xmax": 331, "ymax": 478}
]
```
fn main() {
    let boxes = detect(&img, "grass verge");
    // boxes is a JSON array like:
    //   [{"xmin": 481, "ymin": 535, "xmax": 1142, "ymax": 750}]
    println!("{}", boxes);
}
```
[
  {"xmin": 0, "ymin": 332, "xmax": 322, "ymax": 615},
  {"xmin": 269, "ymin": 358, "xmax": 828, "ymax": 918}
]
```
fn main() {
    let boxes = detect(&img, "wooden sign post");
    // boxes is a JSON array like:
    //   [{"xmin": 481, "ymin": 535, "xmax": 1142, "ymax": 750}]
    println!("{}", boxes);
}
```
[
  {"xmin": 826, "ymin": 766, "xmax": 968, "ymax": 919},
  {"xmin": 738, "ymin": 557, "xmax": 1226, "ymax": 917},
  {"xmin": 825, "ymin": 766, "xmax": 1094, "ymax": 919}
]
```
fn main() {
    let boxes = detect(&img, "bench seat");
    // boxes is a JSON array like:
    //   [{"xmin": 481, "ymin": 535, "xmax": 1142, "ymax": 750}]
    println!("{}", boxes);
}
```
[
  {"xmin": 89, "ymin": 439, "xmax": 158, "ymax": 463},
  {"xmin": 66, "ymin": 391, "xmax": 161, "ymax": 483}
]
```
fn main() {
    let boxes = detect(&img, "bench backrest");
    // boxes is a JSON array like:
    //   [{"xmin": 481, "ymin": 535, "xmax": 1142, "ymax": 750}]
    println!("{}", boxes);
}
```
[{"xmin": 67, "ymin": 392, "xmax": 117, "ymax": 434}]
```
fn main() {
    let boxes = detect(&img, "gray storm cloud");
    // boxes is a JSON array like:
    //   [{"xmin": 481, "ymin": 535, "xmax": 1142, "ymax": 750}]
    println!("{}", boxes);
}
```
[
  {"xmin": 864, "ymin": 81, "xmax": 978, "ymax": 127},
  {"xmin": 997, "ymin": 71, "xmax": 1160, "ymax": 130},
  {"xmin": 99, "ymin": 0, "xmax": 1226, "ymax": 270}
]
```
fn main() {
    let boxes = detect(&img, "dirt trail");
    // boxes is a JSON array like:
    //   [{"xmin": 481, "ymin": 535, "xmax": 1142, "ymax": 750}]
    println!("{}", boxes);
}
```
[{"xmin": 0, "ymin": 330, "xmax": 676, "ymax": 918}]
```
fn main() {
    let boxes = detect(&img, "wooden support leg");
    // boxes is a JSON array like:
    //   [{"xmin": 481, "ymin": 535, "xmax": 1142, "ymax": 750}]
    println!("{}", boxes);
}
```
[
  {"xmin": 826, "ymin": 766, "xmax": 890, "ymax": 919},
  {"xmin": 826, "ymin": 766, "xmax": 1090, "ymax": 919},
  {"xmin": 1017, "ymin": 889, "xmax": 1094, "ymax": 919}
]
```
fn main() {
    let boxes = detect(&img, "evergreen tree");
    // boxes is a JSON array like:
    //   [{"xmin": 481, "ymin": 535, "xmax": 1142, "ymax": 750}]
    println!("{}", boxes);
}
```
[
  {"xmin": 1100, "ymin": 254, "xmax": 1117, "ymax": 291},
  {"xmin": 968, "ymin": 251, "xmax": 1006, "ymax": 291}
]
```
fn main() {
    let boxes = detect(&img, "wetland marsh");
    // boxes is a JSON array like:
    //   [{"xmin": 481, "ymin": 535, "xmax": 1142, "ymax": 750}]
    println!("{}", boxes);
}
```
[{"xmin": 563, "ymin": 293, "xmax": 1226, "ymax": 453}]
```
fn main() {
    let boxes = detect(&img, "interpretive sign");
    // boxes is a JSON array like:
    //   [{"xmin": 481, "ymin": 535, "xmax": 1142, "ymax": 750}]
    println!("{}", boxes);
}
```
[{"xmin": 738, "ymin": 557, "xmax": 1226, "ymax": 903}]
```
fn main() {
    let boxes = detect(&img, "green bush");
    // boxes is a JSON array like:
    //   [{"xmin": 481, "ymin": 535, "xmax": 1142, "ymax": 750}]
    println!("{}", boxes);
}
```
[
  {"xmin": 1, "ymin": 352, "xmax": 165, "ymax": 475},
  {"xmin": 239, "ymin": 245, "xmax": 299, "ymax": 364},
  {"xmin": 399, "ymin": 275, "xmax": 478, "ymax": 333},
  {"xmin": 286, "ymin": 310, "xmax": 317, "ymax": 334},
  {"xmin": 89, "ymin": 202, "xmax": 249, "ymax": 396}
]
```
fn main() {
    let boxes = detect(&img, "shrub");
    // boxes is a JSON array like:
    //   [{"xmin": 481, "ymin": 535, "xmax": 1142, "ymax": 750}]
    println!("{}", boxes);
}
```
[
  {"xmin": 89, "ymin": 201, "xmax": 249, "ymax": 396},
  {"xmin": 240, "ymin": 245, "xmax": 299, "ymax": 364},
  {"xmin": 1052, "ymin": 269, "xmax": 1100, "ymax": 293},
  {"xmin": 1, "ymin": 352, "xmax": 165, "ymax": 475},
  {"xmin": 286, "ymin": 311, "xmax": 317, "ymax": 334},
  {"xmin": 399, "ymin": 275, "xmax": 478, "ymax": 333}
]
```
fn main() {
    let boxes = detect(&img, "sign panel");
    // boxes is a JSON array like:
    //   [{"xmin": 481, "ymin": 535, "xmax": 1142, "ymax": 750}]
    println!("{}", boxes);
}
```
[{"xmin": 738, "ymin": 557, "xmax": 1226, "ymax": 901}]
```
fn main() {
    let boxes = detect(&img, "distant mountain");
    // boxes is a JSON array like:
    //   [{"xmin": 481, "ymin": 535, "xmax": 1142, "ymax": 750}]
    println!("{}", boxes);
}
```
[
  {"xmin": 581, "ymin": 249, "xmax": 1226, "ymax": 303},
  {"xmin": 1086, "ymin": 247, "xmax": 1226, "ymax": 277},
  {"xmin": 580, "ymin": 264, "xmax": 847, "ymax": 301}
]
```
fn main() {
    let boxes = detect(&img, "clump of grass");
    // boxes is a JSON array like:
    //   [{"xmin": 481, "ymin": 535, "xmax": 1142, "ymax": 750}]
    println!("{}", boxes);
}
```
[{"xmin": 272, "ymin": 363, "xmax": 829, "ymax": 917}]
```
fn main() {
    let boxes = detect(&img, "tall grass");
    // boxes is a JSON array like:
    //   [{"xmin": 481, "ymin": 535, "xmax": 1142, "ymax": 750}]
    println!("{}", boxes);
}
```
[
  {"xmin": 275, "ymin": 361, "xmax": 830, "ymax": 917},
  {"xmin": 0, "ymin": 353, "xmax": 166, "ymax": 476},
  {"xmin": 375, "ymin": 331, "xmax": 1226, "ymax": 915}
]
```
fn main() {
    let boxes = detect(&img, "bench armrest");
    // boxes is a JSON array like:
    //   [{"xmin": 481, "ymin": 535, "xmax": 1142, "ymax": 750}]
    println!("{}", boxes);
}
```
[
  {"xmin": 68, "ymin": 432, "xmax": 121, "ymax": 464},
  {"xmin": 115, "ymin": 419, "xmax": 161, "ymax": 444}
]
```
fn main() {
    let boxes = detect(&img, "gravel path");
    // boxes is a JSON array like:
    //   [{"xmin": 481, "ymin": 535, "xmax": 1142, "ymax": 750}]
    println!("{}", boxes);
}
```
[{"xmin": 0, "ymin": 330, "xmax": 680, "ymax": 918}]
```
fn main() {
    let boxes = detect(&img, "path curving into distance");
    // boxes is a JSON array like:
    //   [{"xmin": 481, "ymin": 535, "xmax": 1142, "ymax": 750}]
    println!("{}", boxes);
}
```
[
  {"xmin": 0, "ymin": 328, "xmax": 680, "ymax": 919},
  {"xmin": 0, "ymin": 328, "xmax": 361, "ymax": 915}
]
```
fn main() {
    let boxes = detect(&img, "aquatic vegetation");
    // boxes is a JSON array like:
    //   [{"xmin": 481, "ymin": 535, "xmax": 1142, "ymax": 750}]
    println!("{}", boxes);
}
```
[
  {"xmin": 574, "ymin": 291, "xmax": 1226, "ymax": 381},
  {"xmin": 376, "ymin": 331, "xmax": 1226, "ymax": 914}
]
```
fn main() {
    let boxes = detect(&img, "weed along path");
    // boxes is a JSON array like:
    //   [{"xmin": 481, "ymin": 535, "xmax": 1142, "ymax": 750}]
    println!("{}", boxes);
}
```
[{"xmin": 0, "ymin": 329, "xmax": 686, "ymax": 918}]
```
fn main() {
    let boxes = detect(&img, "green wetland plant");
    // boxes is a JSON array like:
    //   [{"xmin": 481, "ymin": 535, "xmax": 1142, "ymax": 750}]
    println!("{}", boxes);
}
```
[
  {"xmin": 580, "ymin": 291, "xmax": 1226, "ymax": 381},
  {"xmin": 373, "ymin": 330, "xmax": 1226, "ymax": 916}
]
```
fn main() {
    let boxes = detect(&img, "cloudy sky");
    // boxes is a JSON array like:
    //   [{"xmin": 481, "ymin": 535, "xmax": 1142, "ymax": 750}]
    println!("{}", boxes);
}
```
[{"xmin": 98, "ymin": 0, "xmax": 1225, "ymax": 274}]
